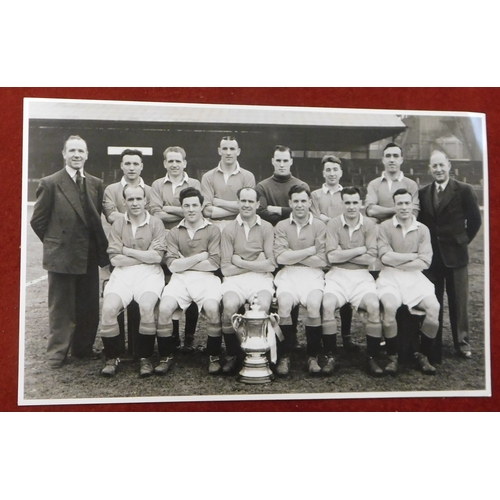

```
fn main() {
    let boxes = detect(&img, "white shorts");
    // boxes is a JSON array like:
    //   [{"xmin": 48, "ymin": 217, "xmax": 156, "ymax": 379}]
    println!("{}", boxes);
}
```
[
  {"xmin": 161, "ymin": 271, "xmax": 222, "ymax": 311},
  {"xmin": 222, "ymin": 272, "xmax": 274, "ymax": 304},
  {"xmin": 324, "ymin": 268, "xmax": 378, "ymax": 310},
  {"xmin": 104, "ymin": 264, "xmax": 165, "ymax": 308},
  {"xmin": 376, "ymin": 268, "xmax": 435, "ymax": 313},
  {"xmin": 274, "ymin": 267, "xmax": 325, "ymax": 307}
]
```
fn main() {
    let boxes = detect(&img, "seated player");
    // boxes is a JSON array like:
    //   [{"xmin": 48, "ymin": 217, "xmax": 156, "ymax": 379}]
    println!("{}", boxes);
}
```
[
  {"xmin": 149, "ymin": 146, "xmax": 202, "ymax": 353},
  {"xmin": 273, "ymin": 185, "xmax": 327, "ymax": 376},
  {"xmin": 377, "ymin": 189, "xmax": 441, "ymax": 375},
  {"xmin": 157, "ymin": 187, "xmax": 223, "ymax": 375},
  {"xmin": 322, "ymin": 187, "xmax": 383, "ymax": 376},
  {"xmin": 220, "ymin": 187, "xmax": 277, "ymax": 374},
  {"xmin": 99, "ymin": 185, "xmax": 166, "ymax": 377}
]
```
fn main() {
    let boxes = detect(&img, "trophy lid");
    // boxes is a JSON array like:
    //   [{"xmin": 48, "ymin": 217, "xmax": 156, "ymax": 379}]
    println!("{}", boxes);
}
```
[{"xmin": 244, "ymin": 295, "xmax": 269, "ymax": 318}]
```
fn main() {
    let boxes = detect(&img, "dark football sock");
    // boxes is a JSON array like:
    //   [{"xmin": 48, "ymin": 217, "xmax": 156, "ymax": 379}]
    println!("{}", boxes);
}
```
[
  {"xmin": 102, "ymin": 336, "xmax": 121, "ymax": 359},
  {"xmin": 305, "ymin": 326, "xmax": 322, "ymax": 357},
  {"xmin": 157, "ymin": 336, "xmax": 176, "ymax": 358},
  {"xmin": 385, "ymin": 336, "xmax": 398, "ymax": 356}
]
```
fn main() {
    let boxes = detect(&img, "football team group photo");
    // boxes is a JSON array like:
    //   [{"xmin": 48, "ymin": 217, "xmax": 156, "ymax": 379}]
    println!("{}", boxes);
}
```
[{"xmin": 20, "ymin": 99, "xmax": 488, "ymax": 404}]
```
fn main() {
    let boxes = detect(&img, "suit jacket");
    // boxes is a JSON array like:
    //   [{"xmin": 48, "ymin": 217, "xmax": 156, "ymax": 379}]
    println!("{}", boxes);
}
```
[
  {"xmin": 418, "ymin": 178, "xmax": 481, "ymax": 268},
  {"xmin": 30, "ymin": 168, "xmax": 110, "ymax": 274}
]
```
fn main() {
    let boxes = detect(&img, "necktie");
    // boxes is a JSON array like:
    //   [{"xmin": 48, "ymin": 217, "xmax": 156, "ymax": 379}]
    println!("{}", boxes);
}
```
[
  {"xmin": 75, "ymin": 170, "xmax": 87, "ymax": 210},
  {"xmin": 75, "ymin": 169, "xmax": 83, "ymax": 191},
  {"xmin": 434, "ymin": 185, "xmax": 443, "ymax": 209}
]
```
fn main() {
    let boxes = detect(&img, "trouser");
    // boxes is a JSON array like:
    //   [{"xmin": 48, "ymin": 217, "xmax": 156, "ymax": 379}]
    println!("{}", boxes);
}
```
[
  {"xmin": 47, "ymin": 263, "xmax": 100, "ymax": 361},
  {"xmin": 424, "ymin": 263, "xmax": 469, "ymax": 362}
]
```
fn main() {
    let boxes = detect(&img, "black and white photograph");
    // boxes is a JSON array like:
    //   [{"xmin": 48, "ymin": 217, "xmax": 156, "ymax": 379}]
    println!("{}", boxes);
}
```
[{"xmin": 19, "ymin": 97, "xmax": 490, "ymax": 405}]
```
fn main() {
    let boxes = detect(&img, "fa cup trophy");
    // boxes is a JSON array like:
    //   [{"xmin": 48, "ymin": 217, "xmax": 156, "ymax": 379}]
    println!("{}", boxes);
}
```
[{"xmin": 231, "ymin": 296, "xmax": 282, "ymax": 384}]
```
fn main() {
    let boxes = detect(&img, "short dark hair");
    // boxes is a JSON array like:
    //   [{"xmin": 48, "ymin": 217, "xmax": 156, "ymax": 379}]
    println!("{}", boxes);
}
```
[
  {"xmin": 341, "ymin": 186, "xmax": 361, "ymax": 199},
  {"xmin": 220, "ymin": 136, "xmax": 238, "ymax": 147},
  {"xmin": 321, "ymin": 155, "xmax": 342, "ymax": 168},
  {"xmin": 237, "ymin": 187, "xmax": 260, "ymax": 201},
  {"xmin": 122, "ymin": 184, "xmax": 146, "ymax": 200},
  {"xmin": 392, "ymin": 188, "xmax": 410, "ymax": 201},
  {"xmin": 163, "ymin": 146, "xmax": 186, "ymax": 160},
  {"xmin": 383, "ymin": 142, "xmax": 403, "ymax": 155},
  {"xmin": 273, "ymin": 145, "xmax": 292, "ymax": 158},
  {"xmin": 179, "ymin": 186, "xmax": 204, "ymax": 205},
  {"xmin": 63, "ymin": 135, "xmax": 87, "ymax": 151},
  {"xmin": 120, "ymin": 149, "xmax": 143, "ymax": 161},
  {"xmin": 288, "ymin": 184, "xmax": 311, "ymax": 199}
]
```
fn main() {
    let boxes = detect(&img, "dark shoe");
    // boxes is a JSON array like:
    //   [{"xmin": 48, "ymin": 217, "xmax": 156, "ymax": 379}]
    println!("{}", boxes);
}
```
[
  {"xmin": 308, "ymin": 356, "xmax": 321, "ymax": 375},
  {"xmin": 414, "ymin": 352, "xmax": 437, "ymax": 375},
  {"xmin": 154, "ymin": 357, "xmax": 173, "ymax": 375},
  {"xmin": 457, "ymin": 341, "xmax": 472, "ymax": 359},
  {"xmin": 222, "ymin": 355, "xmax": 238, "ymax": 375},
  {"xmin": 385, "ymin": 355, "xmax": 399, "ymax": 375},
  {"xmin": 367, "ymin": 357, "xmax": 384, "ymax": 377},
  {"xmin": 208, "ymin": 356, "xmax": 222, "ymax": 375},
  {"xmin": 181, "ymin": 335, "xmax": 195, "ymax": 354},
  {"xmin": 342, "ymin": 336, "xmax": 360, "ymax": 352},
  {"xmin": 101, "ymin": 358, "xmax": 120, "ymax": 377},
  {"xmin": 48, "ymin": 359, "xmax": 64, "ymax": 369},
  {"xmin": 139, "ymin": 358, "xmax": 154, "ymax": 378},
  {"xmin": 276, "ymin": 356, "xmax": 290, "ymax": 377},
  {"xmin": 321, "ymin": 356, "xmax": 336, "ymax": 376}
]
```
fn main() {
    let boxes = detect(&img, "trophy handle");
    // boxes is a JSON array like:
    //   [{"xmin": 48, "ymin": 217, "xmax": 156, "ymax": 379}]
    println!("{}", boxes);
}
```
[{"xmin": 231, "ymin": 313, "xmax": 246, "ymax": 344}]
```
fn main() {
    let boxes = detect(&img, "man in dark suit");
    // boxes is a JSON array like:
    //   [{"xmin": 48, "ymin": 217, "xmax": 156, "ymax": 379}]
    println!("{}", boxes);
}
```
[
  {"xmin": 418, "ymin": 150, "xmax": 482, "ymax": 362},
  {"xmin": 30, "ymin": 135, "xmax": 110, "ymax": 368}
]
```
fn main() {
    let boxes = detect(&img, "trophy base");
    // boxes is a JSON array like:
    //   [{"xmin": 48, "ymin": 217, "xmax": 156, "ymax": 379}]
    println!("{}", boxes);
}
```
[
  {"xmin": 238, "ymin": 354, "xmax": 274, "ymax": 384},
  {"xmin": 238, "ymin": 373, "xmax": 275, "ymax": 385}
]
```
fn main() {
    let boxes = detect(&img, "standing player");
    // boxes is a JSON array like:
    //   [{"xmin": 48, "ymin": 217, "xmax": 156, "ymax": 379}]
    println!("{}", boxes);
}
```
[
  {"xmin": 256, "ymin": 145, "xmax": 309, "ymax": 225},
  {"xmin": 149, "ymin": 146, "xmax": 201, "ymax": 352},
  {"xmin": 377, "ymin": 189, "xmax": 440, "ymax": 375},
  {"xmin": 30, "ymin": 135, "xmax": 109, "ymax": 368},
  {"xmin": 220, "ymin": 187, "xmax": 277, "ymax": 374},
  {"xmin": 311, "ymin": 155, "xmax": 344, "ymax": 223},
  {"xmin": 149, "ymin": 146, "xmax": 201, "ymax": 229},
  {"xmin": 102, "ymin": 149, "xmax": 151, "ymax": 224},
  {"xmin": 365, "ymin": 143, "xmax": 419, "ymax": 223},
  {"xmin": 158, "ymin": 187, "xmax": 223, "ymax": 375},
  {"xmin": 99, "ymin": 185, "xmax": 166, "ymax": 377},
  {"xmin": 310, "ymin": 155, "xmax": 357, "ymax": 352},
  {"xmin": 418, "ymin": 150, "xmax": 481, "ymax": 360},
  {"xmin": 273, "ymin": 185, "xmax": 327, "ymax": 376},
  {"xmin": 201, "ymin": 136, "xmax": 255, "ymax": 229},
  {"xmin": 322, "ymin": 187, "xmax": 383, "ymax": 376}
]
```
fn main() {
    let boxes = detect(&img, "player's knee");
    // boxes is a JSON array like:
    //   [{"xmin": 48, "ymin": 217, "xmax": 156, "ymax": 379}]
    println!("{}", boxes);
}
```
[
  {"xmin": 425, "ymin": 297, "xmax": 441, "ymax": 322},
  {"xmin": 139, "ymin": 300, "xmax": 157, "ymax": 319},
  {"xmin": 158, "ymin": 297, "xmax": 176, "ymax": 322},
  {"xmin": 322, "ymin": 294, "xmax": 338, "ymax": 319},
  {"xmin": 364, "ymin": 298, "xmax": 381, "ymax": 319},
  {"xmin": 101, "ymin": 300, "xmax": 121, "ymax": 323},
  {"xmin": 256, "ymin": 291, "xmax": 272, "ymax": 312},
  {"xmin": 222, "ymin": 294, "xmax": 240, "ymax": 316},
  {"xmin": 203, "ymin": 300, "xmax": 221, "ymax": 323},
  {"xmin": 307, "ymin": 299, "xmax": 322, "ymax": 318},
  {"xmin": 277, "ymin": 294, "xmax": 293, "ymax": 316},
  {"xmin": 381, "ymin": 301, "xmax": 397, "ymax": 324}
]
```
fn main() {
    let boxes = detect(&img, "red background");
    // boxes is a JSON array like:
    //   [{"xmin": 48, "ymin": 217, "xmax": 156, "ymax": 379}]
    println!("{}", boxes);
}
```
[{"xmin": 2, "ymin": 87, "xmax": 497, "ymax": 412}]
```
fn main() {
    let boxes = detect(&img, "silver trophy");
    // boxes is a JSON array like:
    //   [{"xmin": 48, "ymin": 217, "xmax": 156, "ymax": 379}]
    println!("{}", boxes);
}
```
[{"xmin": 231, "ymin": 296, "xmax": 281, "ymax": 384}]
